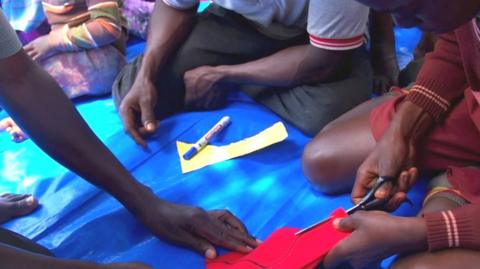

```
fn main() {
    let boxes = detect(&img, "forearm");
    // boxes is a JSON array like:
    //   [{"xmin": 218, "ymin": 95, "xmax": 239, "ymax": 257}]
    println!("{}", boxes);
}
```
[
  {"xmin": 218, "ymin": 45, "xmax": 351, "ymax": 88},
  {"xmin": 139, "ymin": 1, "xmax": 196, "ymax": 80},
  {"xmin": 0, "ymin": 50, "xmax": 154, "ymax": 216},
  {"xmin": 0, "ymin": 242, "xmax": 100, "ymax": 269},
  {"xmin": 386, "ymin": 100, "xmax": 435, "ymax": 144},
  {"xmin": 369, "ymin": 11, "xmax": 399, "ymax": 80}
]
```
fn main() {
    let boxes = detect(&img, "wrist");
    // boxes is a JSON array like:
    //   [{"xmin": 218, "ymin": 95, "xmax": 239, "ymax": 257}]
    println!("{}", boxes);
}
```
[
  {"xmin": 388, "ymin": 100, "xmax": 434, "ymax": 143},
  {"xmin": 215, "ymin": 65, "xmax": 233, "ymax": 83},
  {"xmin": 398, "ymin": 217, "xmax": 428, "ymax": 253}
]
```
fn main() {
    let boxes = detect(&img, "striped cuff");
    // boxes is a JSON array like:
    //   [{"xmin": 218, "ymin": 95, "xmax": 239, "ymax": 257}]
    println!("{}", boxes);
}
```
[
  {"xmin": 425, "ymin": 206, "xmax": 480, "ymax": 252},
  {"xmin": 405, "ymin": 84, "xmax": 450, "ymax": 122},
  {"xmin": 309, "ymin": 35, "xmax": 364, "ymax": 51}
]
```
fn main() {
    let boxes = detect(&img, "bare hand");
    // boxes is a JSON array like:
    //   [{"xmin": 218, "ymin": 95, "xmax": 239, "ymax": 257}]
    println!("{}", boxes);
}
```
[
  {"xmin": 372, "ymin": 54, "xmax": 399, "ymax": 94},
  {"xmin": 119, "ymin": 78, "xmax": 158, "ymax": 147},
  {"xmin": 0, "ymin": 117, "xmax": 28, "ymax": 142},
  {"xmin": 184, "ymin": 66, "xmax": 228, "ymax": 110},
  {"xmin": 323, "ymin": 211, "xmax": 427, "ymax": 269},
  {"xmin": 353, "ymin": 129, "xmax": 418, "ymax": 211},
  {"xmin": 24, "ymin": 35, "xmax": 59, "ymax": 62},
  {"xmin": 138, "ymin": 197, "xmax": 259, "ymax": 259}
]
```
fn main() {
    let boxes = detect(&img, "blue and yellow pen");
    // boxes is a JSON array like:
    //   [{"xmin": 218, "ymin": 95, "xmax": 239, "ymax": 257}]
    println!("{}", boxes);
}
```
[{"xmin": 183, "ymin": 116, "xmax": 231, "ymax": 160}]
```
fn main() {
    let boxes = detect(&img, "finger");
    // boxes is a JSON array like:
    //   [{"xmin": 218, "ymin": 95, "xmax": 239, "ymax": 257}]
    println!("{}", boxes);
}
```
[
  {"xmin": 196, "ymin": 219, "xmax": 255, "ymax": 253},
  {"xmin": 385, "ymin": 192, "xmax": 407, "ymax": 211},
  {"xmin": 32, "ymin": 53, "xmax": 40, "ymax": 61},
  {"xmin": 407, "ymin": 167, "xmax": 419, "ymax": 190},
  {"xmin": 211, "ymin": 210, "xmax": 248, "ymax": 234},
  {"xmin": 119, "ymin": 106, "xmax": 146, "ymax": 147},
  {"xmin": 397, "ymin": 170, "xmax": 411, "ymax": 193},
  {"xmin": 23, "ymin": 44, "xmax": 33, "ymax": 51},
  {"xmin": 332, "ymin": 215, "xmax": 358, "ymax": 232},
  {"xmin": 375, "ymin": 180, "xmax": 393, "ymax": 200},
  {"xmin": 352, "ymin": 169, "xmax": 376, "ymax": 204},
  {"xmin": 217, "ymin": 212, "xmax": 259, "ymax": 247},
  {"xmin": 172, "ymin": 229, "xmax": 217, "ymax": 259},
  {"xmin": 139, "ymin": 98, "xmax": 157, "ymax": 134}
]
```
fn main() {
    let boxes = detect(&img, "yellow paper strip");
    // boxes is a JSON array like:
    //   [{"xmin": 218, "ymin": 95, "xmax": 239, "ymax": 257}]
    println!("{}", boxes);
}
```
[{"xmin": 177, "ymin": 122, "xmax": 288, "ymax": 173}]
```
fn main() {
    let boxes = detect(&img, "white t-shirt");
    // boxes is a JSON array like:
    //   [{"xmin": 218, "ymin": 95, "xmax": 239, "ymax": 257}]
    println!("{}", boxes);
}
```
[
  {"xmin": 164, "ymin": 0, "xmax": 369, "ymax": 51},
  {"xmin": 0, "ymin": 9, "xmax": 22, "ymax": 59},
  {"xmin": 308, "ymin": 0, "xmax": 369, "ymax": 50}
]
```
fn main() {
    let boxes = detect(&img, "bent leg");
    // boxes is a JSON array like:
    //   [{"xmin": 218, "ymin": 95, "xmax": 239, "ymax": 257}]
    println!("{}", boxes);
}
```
[
  {"xmin": 41, "ymin": 45, "xmax": 126, "ymax": 99},
  {"xmin": 302, "ymin": 93, "xmax": 398, "ymax": 194}
]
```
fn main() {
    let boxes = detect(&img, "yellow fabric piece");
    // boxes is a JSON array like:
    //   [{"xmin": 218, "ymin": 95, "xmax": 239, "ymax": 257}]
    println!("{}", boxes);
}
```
[{"xmin": 177, "ymin": 122, "xmax": 288, "ymax": 174}]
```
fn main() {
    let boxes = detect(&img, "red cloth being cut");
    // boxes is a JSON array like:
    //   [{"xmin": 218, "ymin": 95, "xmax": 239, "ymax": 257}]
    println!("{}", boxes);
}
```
[{"xmin": 207, "ymin": 208, "xmax": 349, "ymax": 269}]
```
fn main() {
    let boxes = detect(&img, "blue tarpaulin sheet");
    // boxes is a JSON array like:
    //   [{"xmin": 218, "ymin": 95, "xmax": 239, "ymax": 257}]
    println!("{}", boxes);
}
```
[{"xmin": 1, "ymin": 27, "xmax": 426, "ymax": 268}]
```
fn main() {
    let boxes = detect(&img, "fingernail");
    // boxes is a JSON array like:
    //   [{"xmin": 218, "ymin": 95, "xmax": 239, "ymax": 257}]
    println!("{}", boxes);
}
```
[
  {"xmin": 333, "ymin": 219, "xmax": 341, "ymax": 228},
  {"xmin": 205, "ymin": 249, "xmax": 216, "ymax": 259},
  {"xmin": 246, "ymin": 246, "xmax": 253, "ymax": 252},
  {"xmin": 146, "ymin": 122, "xmax": 155, "ymax": 131},
  {"xmin": 26, "ymin": 196, "xmax": 35, "ymax": 205},
  {"xmin": 256, "ymin": 239, "xmax": 263, "ymax": 244}
]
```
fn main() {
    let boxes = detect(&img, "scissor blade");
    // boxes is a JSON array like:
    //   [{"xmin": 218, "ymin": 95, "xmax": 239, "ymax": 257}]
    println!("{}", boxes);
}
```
[{"xmin": 295, "ymin": 216, "xmax": 331, "ymax": 236}]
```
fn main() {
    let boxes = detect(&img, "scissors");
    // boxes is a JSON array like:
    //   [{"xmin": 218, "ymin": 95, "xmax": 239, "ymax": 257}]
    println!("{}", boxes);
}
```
[{"xmin": 295, "ymin": 176, "xmax": 394, "ymax": 236}]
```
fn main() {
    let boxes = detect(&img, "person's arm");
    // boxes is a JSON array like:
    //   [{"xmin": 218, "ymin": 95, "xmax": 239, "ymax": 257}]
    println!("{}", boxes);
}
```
[
  {"xmin": 0, "ymin": 50, "xmax": 152, "ymax": 214},
  {"xmin": 0, "ymin": 242, "xmax": 152, "ymax": 269},
  {"xmin": 369, "ymin": 10, "xmax": 400, "ymax": 93},
  {"xmin": 213, "ymin": 44, "xmax": 352, "ymax": 87},
  {"xmin": 0, "ymin": 42, "xmax": 257, "ymax": 260},
  {"xmin": 118, "ymin": 0, "xmax": 197, "ymax": 145},
  {"xmin": 138, "ymin": 0, "xmax": 197, "ymax": 82},
  {"xmin": 353, "ymin": 31, "xmax": 468, "ymax": 209},
  {"xmin": 424, "ymin": 204, "xmax": 480, "ymax": 251}
]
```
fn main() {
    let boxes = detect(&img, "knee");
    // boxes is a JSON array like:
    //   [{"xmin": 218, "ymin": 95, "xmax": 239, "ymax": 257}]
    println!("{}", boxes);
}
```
[
  {"xmin": 390, "ymin": 254, "xmax": 437, "ymax": 269},
  {"xmin": 302, "ymin": 134, "xmax": 344, "ymax": 194}
]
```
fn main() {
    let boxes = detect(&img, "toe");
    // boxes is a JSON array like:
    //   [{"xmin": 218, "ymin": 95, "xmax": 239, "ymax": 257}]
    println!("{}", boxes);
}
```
[{"xmin": 8, "ymin": 196, "xmax": 38, "ymax": 217}]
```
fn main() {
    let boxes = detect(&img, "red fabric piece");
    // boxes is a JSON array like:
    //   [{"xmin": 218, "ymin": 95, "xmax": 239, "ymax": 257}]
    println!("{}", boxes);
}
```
[{"xmin": 206, "ymin": 208, "xmax": 349, "ymax": 269}]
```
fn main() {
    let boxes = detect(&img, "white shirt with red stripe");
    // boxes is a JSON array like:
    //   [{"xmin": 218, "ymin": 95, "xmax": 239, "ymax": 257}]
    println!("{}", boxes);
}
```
[
  {"xmin": 163, "ymin": 0, "xmax": 369, "ymax": 51},
  {"xmin": 308, "ymin": 0, "xmax": 369, "ymax": 51}
]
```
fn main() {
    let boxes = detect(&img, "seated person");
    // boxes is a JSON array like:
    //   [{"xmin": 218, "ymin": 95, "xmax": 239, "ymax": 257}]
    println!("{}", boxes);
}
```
[
  {"xmin": 114, "ymin": 0, "xmax": 373, "ymax": 147},
  {"xmin": 1, "ymin": 0, "xmax": 127, "ymax": 142},
  {"xmin": 302, "ymin": 0, "xmax": 480, "ymax": 268},
  {"xmin": 0, "ymin": 8, "xmax": 257, "ymax": 269}
]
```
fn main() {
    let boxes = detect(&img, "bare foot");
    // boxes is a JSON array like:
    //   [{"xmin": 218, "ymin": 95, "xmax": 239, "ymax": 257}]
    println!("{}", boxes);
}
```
[
  {"xmin": 0, "ymin": 194, "xmax": 38, "ymax": 223},
  {"xmin": 0, "ymin": 117, "xmax": 28, "ymax": 143}
]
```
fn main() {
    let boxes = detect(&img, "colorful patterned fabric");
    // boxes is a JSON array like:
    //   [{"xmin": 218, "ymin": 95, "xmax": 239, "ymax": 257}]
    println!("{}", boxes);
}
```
[
  {"xmin": 1, "ymin": 0, "xmax": 45, "ymax": 32},
  {"xmin": 40, "ymin": 44, "xmax": 126, "ymax": 98},
  {"xmin": 42, "ymin": 0, "xmax": 126, "ymax": 52},
  {"xmin": 122, "ymin": 0, "xmax": 153, "ymax": 39}
]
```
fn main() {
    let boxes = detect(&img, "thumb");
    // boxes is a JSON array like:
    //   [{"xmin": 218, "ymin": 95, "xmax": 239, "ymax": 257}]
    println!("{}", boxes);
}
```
[
  {"xmin": 139, "ymin": 100, "xmax": 157, "ymax": 133},
  {"xmin": 332, "ymin": 216, "xmax": 358, "ymax": 232}
]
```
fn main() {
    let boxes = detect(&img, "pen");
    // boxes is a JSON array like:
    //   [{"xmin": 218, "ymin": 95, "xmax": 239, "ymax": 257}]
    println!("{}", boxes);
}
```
[{"xmin": 183, "ymin": 116, "xmax": 231, "ymax": 160}]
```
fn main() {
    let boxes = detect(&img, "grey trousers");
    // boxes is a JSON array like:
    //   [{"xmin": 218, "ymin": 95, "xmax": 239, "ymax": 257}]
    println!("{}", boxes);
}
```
[{"xmin": 113, "ymin": 6, "xmax": 373, "ymax": 136}]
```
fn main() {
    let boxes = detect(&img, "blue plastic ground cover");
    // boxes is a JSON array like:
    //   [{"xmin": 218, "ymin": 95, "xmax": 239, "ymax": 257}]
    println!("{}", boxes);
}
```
[
  {"xmin": 0, "ymin": 91, "xmax": 427, "ymax": 268},
  {"xmin": 0, "ymin": 27, "xmax": 426, "ymax": 268}
]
